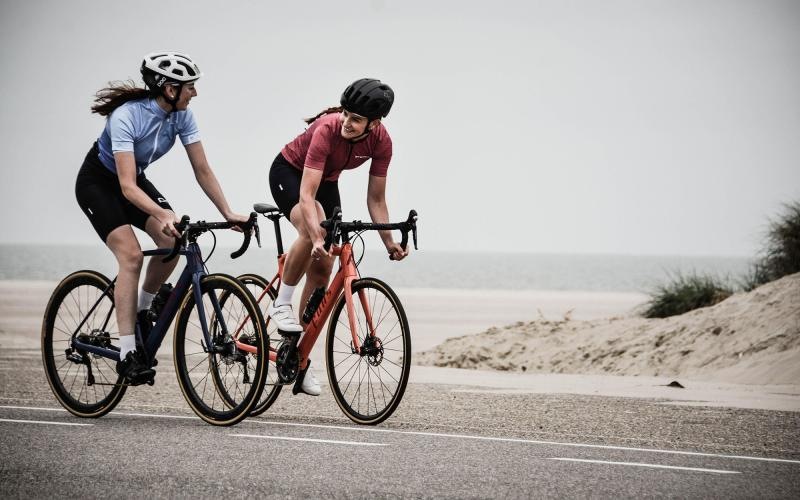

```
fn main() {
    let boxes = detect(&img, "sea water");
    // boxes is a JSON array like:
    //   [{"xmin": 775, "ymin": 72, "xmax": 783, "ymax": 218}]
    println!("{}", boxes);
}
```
[{"xmin": 0, "ymin": 244, "xmax": 752, "ymax": 293}]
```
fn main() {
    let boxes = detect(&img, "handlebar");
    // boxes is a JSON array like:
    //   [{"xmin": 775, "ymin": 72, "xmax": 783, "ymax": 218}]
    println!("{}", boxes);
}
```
[
  {"xmin": 320, "ymin": 207, "xmax": 418, "ymax": 260},
  {"xmin": 162, "ymin": 212, "xmax": 260, "ymax": 263}
]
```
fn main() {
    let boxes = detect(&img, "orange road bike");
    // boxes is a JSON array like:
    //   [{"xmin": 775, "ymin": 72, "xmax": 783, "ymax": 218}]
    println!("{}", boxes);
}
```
[{"xmin": 232, "ymin": 203, "xmax": 418, "ymax": 425}]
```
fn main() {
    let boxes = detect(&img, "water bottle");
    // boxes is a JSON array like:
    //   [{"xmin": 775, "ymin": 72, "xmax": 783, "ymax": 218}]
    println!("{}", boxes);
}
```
[
  {"xmin": 147, "ymin": 283, "xmax": 173, "ymax": 322},
  {"xmin": 302, "ymin": 287, "xmax": 326, "ymax": 323}
]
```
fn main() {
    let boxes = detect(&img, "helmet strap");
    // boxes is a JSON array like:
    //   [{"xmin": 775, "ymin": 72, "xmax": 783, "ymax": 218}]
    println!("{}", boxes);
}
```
[
  {"xmin": 348, "ymin": 119, "xmax": 374, "ymax": 143},
  {"xmin": 164, "ymin": 83, "xmax": 183, "ymax": 113}
]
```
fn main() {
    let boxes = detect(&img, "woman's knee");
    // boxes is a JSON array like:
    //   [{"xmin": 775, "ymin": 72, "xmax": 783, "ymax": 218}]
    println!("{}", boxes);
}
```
[
  {"xmin": 306, "ymin": 260, "xmax": 333, "ymax": 284},
  {"xmin": 115, "ymin": 248, "xmax": 143, "ymax": 273},
  {"xmin": 106, "ymin": 227, "xmax": 143, "ymax": 272}
]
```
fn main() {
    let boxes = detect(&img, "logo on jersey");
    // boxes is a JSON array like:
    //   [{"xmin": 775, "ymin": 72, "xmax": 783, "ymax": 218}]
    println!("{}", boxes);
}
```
[{"xmin": 355, "ymin": 155, "xmax": 370, "ymax": 159}]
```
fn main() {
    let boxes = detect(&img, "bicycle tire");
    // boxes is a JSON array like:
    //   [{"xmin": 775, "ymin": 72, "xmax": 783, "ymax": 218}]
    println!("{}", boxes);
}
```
[
  {"xmin": 326, "ymin": 277, "xmax": 411, "ymax": 425},
  {"xmin": 41, "ymin": 270, "xmax": 126, "ymax": 418},
  {"xmin": 173, "ymin": 273, "xmax": 267, "ymax": 426},
  {"xmin": 234, "ymin": 273, "xmax": 283, "ymax": 416}
]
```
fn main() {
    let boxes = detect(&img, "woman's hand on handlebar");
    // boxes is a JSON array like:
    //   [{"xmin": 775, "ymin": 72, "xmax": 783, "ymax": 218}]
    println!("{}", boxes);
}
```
[
  {"xmin": 158, "ymin": 210, "xmax": 181, "ymax": 238},
  {"xmin": 311, "ymin": 228, "xmax": 330, "ymax": 261},
  {"xmin": 224, "ymin": 211, "xmax": 251, "ymax": 233},
  {"xmin": 386, "ymin": 241, "xmax": 409, "ymax": 261}
]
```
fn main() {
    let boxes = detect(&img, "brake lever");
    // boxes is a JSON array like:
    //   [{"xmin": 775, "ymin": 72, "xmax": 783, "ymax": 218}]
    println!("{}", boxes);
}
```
[
  {"xmin": 409, "ymin": 210, "xmax": 418, "ymax": 250},
  {"xmin": 163, "ymin": 215, "xmax": 190, "ymax": 263},
  {"xmin": 322, "ymin": 206, "xmax": 342, "ymax": 252},
  {"xmin": 231, "ymin": 212, "xmax": 258, "ymax": 259}
]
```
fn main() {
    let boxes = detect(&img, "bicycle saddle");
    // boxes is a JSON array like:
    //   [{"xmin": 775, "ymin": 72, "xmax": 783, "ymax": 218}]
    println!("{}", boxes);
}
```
[{"xmin": 254, "ymin": 203, "xmax": 281, "ymax": 215}]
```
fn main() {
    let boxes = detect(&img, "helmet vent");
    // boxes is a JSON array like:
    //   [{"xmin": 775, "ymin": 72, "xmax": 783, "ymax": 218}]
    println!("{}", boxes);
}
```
[{"xmin": 177, "ymin": 62, "xmax": 196, "ymax": 77}]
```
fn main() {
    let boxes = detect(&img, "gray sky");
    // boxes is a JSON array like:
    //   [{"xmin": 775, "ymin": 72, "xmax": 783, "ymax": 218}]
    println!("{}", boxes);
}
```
[{"xmin": 1, "ymin": 0, "xmax": 798, "ymax": 256}]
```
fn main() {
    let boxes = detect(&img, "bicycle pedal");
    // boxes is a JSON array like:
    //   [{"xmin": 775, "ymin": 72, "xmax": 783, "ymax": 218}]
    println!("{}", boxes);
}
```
[{"xmin": 277, "ymin": 328, "xmax": 302, "ymax": 339}]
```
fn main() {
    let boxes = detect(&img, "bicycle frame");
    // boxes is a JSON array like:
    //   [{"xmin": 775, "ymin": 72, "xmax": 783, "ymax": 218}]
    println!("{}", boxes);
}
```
[
  {"xmin": 70, "ymin": 242, "xmax": 231, "ymax": 365},
  {"xmin": 234, "ymin": 242, "xmax": 376, "ymax": 370}
]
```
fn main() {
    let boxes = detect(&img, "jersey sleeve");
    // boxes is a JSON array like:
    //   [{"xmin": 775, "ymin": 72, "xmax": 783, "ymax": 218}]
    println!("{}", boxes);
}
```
[
  {"xmin": 368, "ymin": 133, "xmax": 392, "ymax": 177},
  {"xmin": 304, "ymin": 123, "xmax": 333, "ymax": 170},
  {"xmin": 108, "ymin": 107, "xmax": 136, "ymax": 153},
  {"xmin": 178, "ymin": 109, "xmax": 201, "ymax": 146}
]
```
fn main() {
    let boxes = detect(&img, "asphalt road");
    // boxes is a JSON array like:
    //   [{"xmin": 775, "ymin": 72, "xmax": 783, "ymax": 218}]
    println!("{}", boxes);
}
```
[{"xmin": 1, "ymin": 347, "xmax": 799, "ymax": 498}]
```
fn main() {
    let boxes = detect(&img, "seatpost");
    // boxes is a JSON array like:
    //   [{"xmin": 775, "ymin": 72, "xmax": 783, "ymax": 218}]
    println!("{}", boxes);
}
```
[{"xmin": 269, "ymin": 215, "xmax": 284, "ymax": 256}]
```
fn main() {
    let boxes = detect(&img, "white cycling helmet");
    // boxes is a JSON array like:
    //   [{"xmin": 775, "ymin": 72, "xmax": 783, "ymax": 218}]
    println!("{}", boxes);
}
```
[{"xmin": 141, "ymin": 52, "xmax": 201, "ymax": 90}]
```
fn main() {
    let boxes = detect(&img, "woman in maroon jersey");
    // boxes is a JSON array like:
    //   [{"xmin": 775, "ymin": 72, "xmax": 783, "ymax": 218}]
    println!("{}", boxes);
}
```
[{"xmin": 266, "ymin": 78, "xmax": 407, "ymax": 396}]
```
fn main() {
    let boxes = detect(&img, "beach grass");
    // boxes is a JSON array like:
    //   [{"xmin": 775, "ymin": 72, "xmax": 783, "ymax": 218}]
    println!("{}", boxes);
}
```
[
  {"xmin": 741, "ymin": 201, "xmax": 800, "ymax": 291},
  {"xmin": 642, "ymin": 272, "xmax": 733, "ymax": 318}
]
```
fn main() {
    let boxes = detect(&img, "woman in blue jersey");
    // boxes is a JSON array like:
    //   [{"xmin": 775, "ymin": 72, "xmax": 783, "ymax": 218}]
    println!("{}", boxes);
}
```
[{"xmin": 75, "ymin": 52, "xmax": 248, "ymax": 383}]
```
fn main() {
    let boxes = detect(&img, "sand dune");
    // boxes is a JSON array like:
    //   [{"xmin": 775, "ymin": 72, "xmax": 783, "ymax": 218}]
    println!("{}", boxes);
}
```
[{"xmin": 416, "ymin": 273, "xmax": 800, "ymax": 385}]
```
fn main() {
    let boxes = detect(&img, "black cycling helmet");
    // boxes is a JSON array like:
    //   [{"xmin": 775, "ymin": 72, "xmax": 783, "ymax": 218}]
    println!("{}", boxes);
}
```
[{"xmin": 340, "ymin": 78, "xmax": 394, "ymax": 121}]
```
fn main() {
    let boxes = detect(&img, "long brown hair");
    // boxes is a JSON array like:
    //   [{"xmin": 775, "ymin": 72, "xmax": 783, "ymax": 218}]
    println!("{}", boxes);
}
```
[
  {"xmin": 91, "ymin": 80, "xmax": 155, "ymax": 116},
  {"xmin": 304, "ymin": 106, "xmax": 342, "ymax": 125}
]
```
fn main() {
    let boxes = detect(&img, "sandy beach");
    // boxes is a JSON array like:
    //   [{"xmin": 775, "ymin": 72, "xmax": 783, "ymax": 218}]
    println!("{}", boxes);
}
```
[
  {"xmin": 2, "ymin": 278, "xmax": 798, "ymax": 411},
  {"xmin": 417, "ymin": 274, "xmax": 800, "ymax": 395}
]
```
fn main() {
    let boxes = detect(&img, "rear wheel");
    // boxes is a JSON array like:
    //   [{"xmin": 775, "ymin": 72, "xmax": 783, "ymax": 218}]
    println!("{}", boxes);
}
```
[
  {"xmin": 236, "ymin": 273, "xmax": 283, "ymax": 416},
  {"xmin": 41, "ymin": 270, "xmax": 126, "ymax": 418},
  {"xmin": 173, "ymin": 273, "xmax": 267, "ymax": 426},
  {"xmin": 326, "ymin": 277, "xmax": 411, "ymax": 425}
]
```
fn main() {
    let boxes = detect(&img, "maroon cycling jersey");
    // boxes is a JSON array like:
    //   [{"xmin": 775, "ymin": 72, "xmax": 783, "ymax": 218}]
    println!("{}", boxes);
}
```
[{"xmin": 281, "ymin": 112, "xmax": 392, "ymax": 182}]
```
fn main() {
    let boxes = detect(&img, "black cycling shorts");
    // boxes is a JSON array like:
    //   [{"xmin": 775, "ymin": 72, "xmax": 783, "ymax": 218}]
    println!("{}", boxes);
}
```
[
  {"xmin": 75, "ymin": 142, "xmax": 172, "ymax": 242},
  {"xmin": 269, "ymin": 152, "xmax": 341, "ymax": 219}
]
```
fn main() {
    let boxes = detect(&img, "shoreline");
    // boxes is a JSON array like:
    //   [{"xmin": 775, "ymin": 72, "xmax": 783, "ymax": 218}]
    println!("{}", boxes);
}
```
[{"xmin": 3, "ymin": 279, "xmax": 797, "ymax": 412}]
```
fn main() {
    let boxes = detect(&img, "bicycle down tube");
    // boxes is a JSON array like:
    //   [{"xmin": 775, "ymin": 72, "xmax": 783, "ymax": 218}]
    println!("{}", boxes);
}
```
[{"xmin": 232, "ymin": 243, "xmax": 368, "ymax": 366}]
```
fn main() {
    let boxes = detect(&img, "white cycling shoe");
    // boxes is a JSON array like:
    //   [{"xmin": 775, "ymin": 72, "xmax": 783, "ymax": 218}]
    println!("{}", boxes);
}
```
[
  {"xmin": 294, "ymin": 366, "xmax": 321, "ymax": 397},
  {"xmin": 267, "ymin": 302, "xmax": 303, "ymax": 335}
]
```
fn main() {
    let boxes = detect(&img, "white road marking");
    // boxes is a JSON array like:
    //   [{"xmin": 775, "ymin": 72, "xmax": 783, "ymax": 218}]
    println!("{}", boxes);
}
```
[
  {"xmin": 0, "ymin": 418, "xmax": 92, "ymax": 427},
  {"xmin": 2, "ymin": 405, "xmax": 798, "ymax": 464},
  {"xmin": 247, "ymin": 420, "xmax": 800, "ymax": 464},
  {"xmin": 115, "ymin": 412, "xmax": 196, "ymax": 420},
  {"xmin": 232, "ymin": 433, "xmax": 387, "ymax": 446},
  {"xmin": 548, "ymin": 458, "xmax": 740, "ymax": 474},
  {"xmin": 0, "ymin": 405, "xmax": 65, "ymax": 412}
]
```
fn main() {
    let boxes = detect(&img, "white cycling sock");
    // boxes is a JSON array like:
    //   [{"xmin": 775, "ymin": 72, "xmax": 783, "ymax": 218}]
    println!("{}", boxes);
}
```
[
  {"xmin": 119, "ymin": 334, "xmax": 136, "ymax": 360},
  {"xmin": 138, "ymin": 289, "xmax": 156, "ymax": 312},
  {"xmin": 274, "ymin": 284, "xmax": 296, "ymax": 307}
]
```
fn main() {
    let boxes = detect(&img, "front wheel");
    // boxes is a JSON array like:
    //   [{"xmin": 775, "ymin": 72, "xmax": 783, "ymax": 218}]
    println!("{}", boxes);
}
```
[
  {"xmin": 326, "ymin": 277, "xmax": 411, "ymax": 425},
  {"xmin": 173, "ymin": 273, "xmax": 267, "ymax": 426}
]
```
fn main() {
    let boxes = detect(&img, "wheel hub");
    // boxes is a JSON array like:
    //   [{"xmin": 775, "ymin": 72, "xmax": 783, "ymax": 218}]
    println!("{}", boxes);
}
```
[{"xmin": 362, "ymin": 336, "xmax": 384, "ymax": 366}]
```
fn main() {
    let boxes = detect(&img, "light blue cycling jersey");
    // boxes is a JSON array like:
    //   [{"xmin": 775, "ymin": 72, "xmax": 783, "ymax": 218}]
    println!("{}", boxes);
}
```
[{"xmin": 97, "ymin": 98, "xmax": 201, "ymax": 175}]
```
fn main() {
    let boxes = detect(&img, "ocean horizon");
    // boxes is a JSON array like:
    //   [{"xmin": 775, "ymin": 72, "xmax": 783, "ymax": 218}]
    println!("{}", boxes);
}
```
[{"xmin": 0, "ymin": 243, "xmax": 753, "ymax": 294}]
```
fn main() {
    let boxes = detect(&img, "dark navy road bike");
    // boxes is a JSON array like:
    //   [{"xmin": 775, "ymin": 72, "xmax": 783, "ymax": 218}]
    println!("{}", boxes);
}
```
[{"xmin": 41, "ymin": 214, "xmax": 268, "ymax": 426}]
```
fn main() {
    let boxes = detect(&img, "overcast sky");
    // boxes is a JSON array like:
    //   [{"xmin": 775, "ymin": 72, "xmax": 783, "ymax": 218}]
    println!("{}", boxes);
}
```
[{"xmin": 1, "ymin": 0, "xmax": 798, "ymax": 257}]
